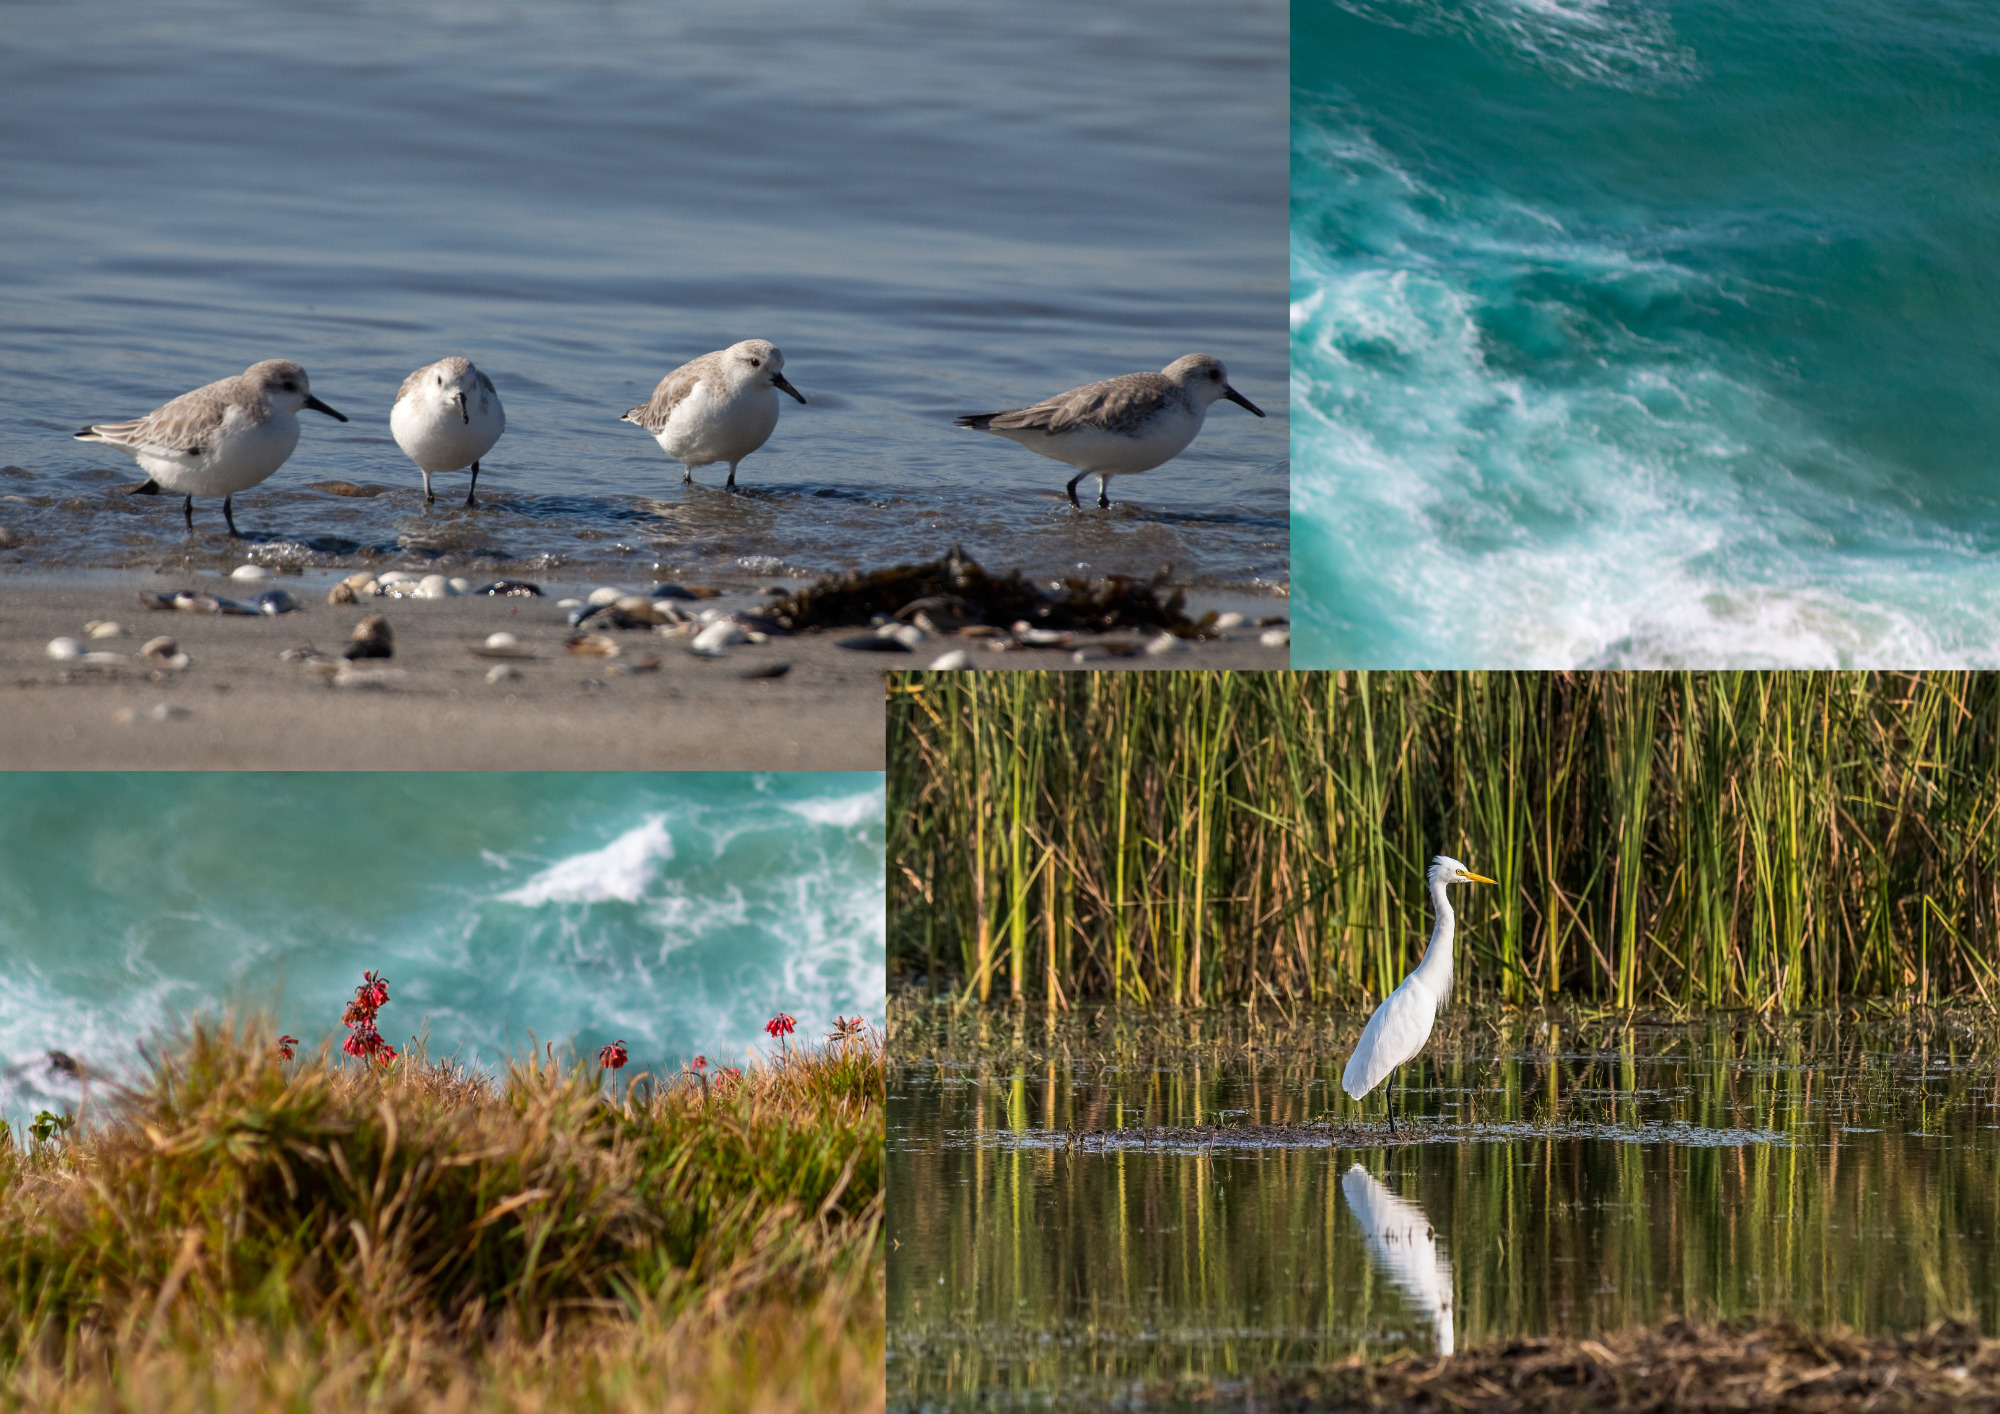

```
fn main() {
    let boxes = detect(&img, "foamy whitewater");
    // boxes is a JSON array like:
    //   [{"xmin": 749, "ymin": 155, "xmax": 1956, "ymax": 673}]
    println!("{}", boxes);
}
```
[
  {"xmin": 1293, "ymin": 0, "xmax": 2000, "ymax": 666},
  {"xmin": 0, "ymin": 773, "xmax": 883, "ymax": 1125}
]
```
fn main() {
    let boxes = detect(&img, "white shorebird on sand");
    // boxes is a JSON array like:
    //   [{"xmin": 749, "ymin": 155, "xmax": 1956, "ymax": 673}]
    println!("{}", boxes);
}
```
[
  {"xmin": 620, "ymin": 339, "xmax": 805, "ymax": 489},
  {"xmin": 391, "ymin": 356, "xmax": 506, "ymax": 506},
  {"xmin": 75, "ymin": 360, "xmax": 347, "ymax": 537},
  {"xmin": 955, "ymin": 353, "xmax": 1265, "ymax": 508}
]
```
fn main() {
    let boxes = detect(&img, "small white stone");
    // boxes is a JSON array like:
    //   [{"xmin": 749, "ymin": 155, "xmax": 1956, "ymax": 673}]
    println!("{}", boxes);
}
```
[
  {"xmin": 485, "ymin": 632, "xmax": 520, "ymax": 650},
  {"xmin": 230, "ymin": 564, "xmax": 271, "ymax": 582},
  {"xmin": 691, "ymin": 621, "xmax": 746, "ymax": 656},
  {"xmin": 586, "ymin": 586, "xmax": 624, "ymax": 607},
  {"xmin": 86, "ymin": 621, "xmax": 125, "ymax": 640},
  {"xmin": 887, "ymin": 623, "xmax": 928, "ymax": 650},
  {"xmin": 341, "ymin": 570, "xmax": 375, "ymax": 590},
  {"xmin": 927, "ymin": 650, "xmax": 972, "ymax": 670},
  {"xmin": 1145, "ymin": 632, "xmax": 1188, "ymax": 656},
  {"xmin": 416, "ymin": 574, "xmax": 451, "ymax": 599},
  {"xmin": 378, "ymin": 570, "xmax": 416, "ymax": 586},
  {"xmin": 141, "ymin": 636, "xmax": 178, "ymax": 659},
  {"xmin": 165, "ymin": 653, "xmax": 191, "ymax": 671},
  {"xmin": 1259, "ymin": 628, "xmax": 1291, "ymax": 648},
  {"xmin": 556, "ymin": 598, "xmax": 582, "ymax": 611},
  {"xmin": 46, "ymin": 637, "xmax": 85, "ymax": 661},
  {"xmin": 149, "ymin": 701, "xmax": 191, "ymax": 721},
  {"xmin": 448, "ymin": 577, "xmax": 472, "ymax": 595},
  {"xmin": 485, "ymin": 663, "xmax": 522, "ymax": 684},
  {"xmin": 1214, "ymin": 612, "xmax": 1246, "ymax": 632}
]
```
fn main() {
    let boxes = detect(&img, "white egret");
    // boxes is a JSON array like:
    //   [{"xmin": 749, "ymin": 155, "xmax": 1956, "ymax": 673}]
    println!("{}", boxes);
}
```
[{"xmin": 1341, "ymin": 856, "xmax": 1495, "ymax": 1134}]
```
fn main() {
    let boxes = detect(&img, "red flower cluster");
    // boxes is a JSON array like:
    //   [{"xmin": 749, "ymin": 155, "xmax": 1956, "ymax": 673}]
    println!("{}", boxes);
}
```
[
  {"xmin": 715, "ymin": 1066, "xmax": 742, "ymax": 1088},
  {"xmin": 598, "ymin": 1040, "xmax": 629, "ymax": 1070},
  {"xmin": 276, "ymin": 1035, "xmax": 300, "ymax": 1061},
  {"xmin": 341, "ymin": 970, "xmax": 397, "ymax": 1065},
  {"xmin": 764, "ymin": 1013, "xmax": 796, "ymax": 1039},
  {"xmin": 690, "ymin": 1054, "xmax": 707, "ymax": 1070}
]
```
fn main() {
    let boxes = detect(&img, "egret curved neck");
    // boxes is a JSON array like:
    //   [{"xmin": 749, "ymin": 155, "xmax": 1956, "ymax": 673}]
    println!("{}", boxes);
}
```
[{"xmin": 1413, "ymin": 875, "xmax": 1455, "ymax": 998}]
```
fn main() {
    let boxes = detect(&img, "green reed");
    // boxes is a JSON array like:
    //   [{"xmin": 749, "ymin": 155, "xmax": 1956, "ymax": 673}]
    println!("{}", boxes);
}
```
[{"xmin": 887, "ymin": 671, "xmax": 2000, "ymax": 1010}]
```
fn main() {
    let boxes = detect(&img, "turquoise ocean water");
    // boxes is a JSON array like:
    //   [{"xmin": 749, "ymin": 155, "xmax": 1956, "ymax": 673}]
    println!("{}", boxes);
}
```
[
  {"xmin": 0, "ymin": 773, "xmax": 882, "ymax": 1123},
  {"xmin": 1292, "ymin": 0, "xmax": 2000, "ymax": 666}
]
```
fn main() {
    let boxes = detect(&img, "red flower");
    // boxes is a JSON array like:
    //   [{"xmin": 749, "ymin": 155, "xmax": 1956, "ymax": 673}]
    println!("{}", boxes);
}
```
[
  {"xmin": 764, "ymin": 1013, "xmax": 796, "ymax": 1039},
  {"xmin": 598, "ymin": 1040, "xmax": 628, "ymax": 1070},
  {"xmin": 691, "ymin": 1055, "xmax": 707, "ymax": 1070},
  {"xmin": 276, "ymin": 1035, "xmax": 299, "ymax": 1061},
  {"xmin": 341, "ymin": 1023, "xmax": 396, "ymax": 1065}
]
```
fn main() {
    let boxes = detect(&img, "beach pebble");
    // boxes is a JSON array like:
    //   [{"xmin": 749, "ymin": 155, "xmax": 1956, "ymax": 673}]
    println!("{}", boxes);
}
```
[
  {"xmin": 609, "ymin": 657, "xmax": 663, "ymax": 675},
  {"xmin": 342, "ymin": 570, "xmax": 376, "ymax": 590},
  {"xmin": 556, "ymin": 598, "xmax": 583, "ymax": 611},
  {"xmin": 448, "ymin": 577, "xmax": 472, "ymax": 595},
  {"xmin": 256, "ymin": 589, "xmax": 301, "ymax": 615},
  {"xmin": 1012, "ymin": 625, "xmax": 1070, "ymax": 648},
  {"xmin": 1214, "ymin": 612, "xmax": 1246, "ymax": 632},
  {"xmin": 649, "ymin": 584, "xmax": 698, "ymax": 601},
  {"xmin": 485, "ymin": 663, "xmax": 522, "ymax": 684},
  {"xmin": 140, "ymin": 635, "xmax": 178, "ymax": 660},
  {"xmin": 565, "ymin": 633, "xmax": 619, "ymax": 657},
  {"xmin": 149, "ymin": 701, "xmax": 190, "ymax": 721},
  {"xmin": 328, "ymin": 581, "xmax": 357, "ymax": 605},
  {"xmin": 691, "ymin": 620, "xmax": 746, "ymax": 656},
  {"xmin": 414, "ymin": 574, "xmax": 452, "ymax": 599},
  {"xmin": 162, "ymin": 653, "xmax": 191, "ymax": 671},
  {"xmin": 1145, "ymin": 632, "xmax": 1189, "ymax": 656},
  {"xmin": 85, "ymin": 621, "xmax": 125, "ymax": 639},
  {"xmin": 343, "ymin": 615, "xmax": 394, "ymax": 660},
  {"xmin": 1259, "ymin": 627, "xmax": 1291, "ymax": 648},
  {"xmin": 473, "ymin": 632, "xmax": 535, "ymax": 660},
  {"xmin": 928, "ymin": 650, "xmax": 972, "ymax": 670},
  {"xmin": 378, "ymin": 571, "xmax": 417, "ymax": 586},
  {"xmin": 586, "ymin": 586, "xmax": 624, "ymax": 607},
  {"xmin": 486, "ymin": 631, "xmax": 520, "ymax": 650},
  {"xmin": 46, "ymin": 637, "xmax": 85, "ymax": 661},
  {"xmin": 882, "ymin": 623, "xmax": 928, "ymax": 651},
  {"xmin": 230, "ymin": 564, "xmax": 271, "ymax": 583}
]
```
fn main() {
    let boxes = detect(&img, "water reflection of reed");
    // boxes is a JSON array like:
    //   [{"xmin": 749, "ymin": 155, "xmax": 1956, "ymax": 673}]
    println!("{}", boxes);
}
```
[
  {"xmin": 887, "ymin": 1011, "xmax": 2000, "ymax": 1404},
  {"xmin": 889, "ymin": 671, "xmax": 2000, "ymax": 1012}
]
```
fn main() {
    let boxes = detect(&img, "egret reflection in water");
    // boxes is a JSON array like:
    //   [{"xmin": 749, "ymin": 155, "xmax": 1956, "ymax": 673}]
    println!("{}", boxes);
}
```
[{"xmin": 1341, "ymin": 1164, "xmax": 1455, "ymax": 1356}]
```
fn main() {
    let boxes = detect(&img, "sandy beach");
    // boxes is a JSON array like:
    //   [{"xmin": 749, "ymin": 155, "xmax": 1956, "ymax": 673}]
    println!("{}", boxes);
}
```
[{"xmin": 0, "ymin": 570, "xmax": 1285, "ymax": 768}]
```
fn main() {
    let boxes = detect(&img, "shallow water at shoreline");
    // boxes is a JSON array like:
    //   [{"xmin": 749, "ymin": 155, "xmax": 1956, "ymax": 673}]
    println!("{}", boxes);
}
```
[
  {"xmin": 888, "ymin": 1006, "xmax": 2000, "ymax": 1409},
  {"xmin": 0, "ymin": 0, "xmax": 1286, "ymax": 592}
]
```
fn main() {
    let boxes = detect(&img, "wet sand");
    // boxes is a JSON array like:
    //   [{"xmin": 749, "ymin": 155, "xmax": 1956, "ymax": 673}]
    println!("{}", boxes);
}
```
[{"xmin": 0, "ymin": 572, "xmax": 1286, "ymax": 768}]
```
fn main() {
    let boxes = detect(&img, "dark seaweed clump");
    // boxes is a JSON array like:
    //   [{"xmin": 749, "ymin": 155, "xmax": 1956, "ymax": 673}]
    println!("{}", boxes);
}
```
[{"xmin": 764, "ymin": 548, "xmax": 1194, "ymax": 633}]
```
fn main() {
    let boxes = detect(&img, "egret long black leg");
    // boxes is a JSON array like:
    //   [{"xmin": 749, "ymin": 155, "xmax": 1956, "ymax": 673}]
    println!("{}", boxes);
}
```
[
  {"xmin": 181, "ymin": 496, "xmax": 194, "ymax": 533},
  {"xmin": 465, "ymin": 461, "xmax": 480, "ymax": 508},
  {"xmin": 1065, "ymin": 472, "xmax": 1086, "ymax": 508},
  {"xmin": 222, "ymin": 495, "xmax": 241, "ymax": 539},
  {"xmin": 1387, "ymin": 1083, "xmax": 1398, "ymax": 1137},
  {"xmin": 423, "ymin": 470, "xmax": 436, "ymax": 504},
  {"xmin": 1097, "ymin": 475, "xmax": 1111, "ymax": 509}
]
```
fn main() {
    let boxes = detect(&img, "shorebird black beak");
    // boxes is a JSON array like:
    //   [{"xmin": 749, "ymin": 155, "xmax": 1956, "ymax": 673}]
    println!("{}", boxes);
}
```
[
  {"xmin": 305, "ymin": 394, "xmax": 348, "ymax": 422},
  {"xmin": 1223, "ymin": 386, "xmax": 1265, "ymax": 417},
  {"xmin": 772, "ymin": 372, "xmax": 806, "ymax": 405},
  {"xmin": 454, "ymin": 391, "xmax": 468, "ymax": 424}
]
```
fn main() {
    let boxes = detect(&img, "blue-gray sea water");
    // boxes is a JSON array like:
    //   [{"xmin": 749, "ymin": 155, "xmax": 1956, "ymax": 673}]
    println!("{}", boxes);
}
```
[
  {"xmin": 1293, "ymin": 0, "xmax": 2000, "ymax": 665},
  {"xmin": 0, "ymin": 0, "xmax": 1286, "ymax": 594},
  {"xmin": 0, "ymin": 772, "xmax": 882, "ymax": 1124}
]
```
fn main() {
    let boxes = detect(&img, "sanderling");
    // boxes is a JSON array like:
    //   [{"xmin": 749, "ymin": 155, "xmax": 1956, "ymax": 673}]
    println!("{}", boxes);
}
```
[
  {"xmin": 620, "ymin": 339, "xmax": 805, "ymax": 488},
  {"xmin": 74, "ymin": 360, "xmax": 347, "ymax": 536},
  {"xmin": 955, "ymin": 353, "xmax": 1265, "ymax": 508},
  {"xmin": 391, "ymin": 356, "xmax": 506, "ymax": 506}
]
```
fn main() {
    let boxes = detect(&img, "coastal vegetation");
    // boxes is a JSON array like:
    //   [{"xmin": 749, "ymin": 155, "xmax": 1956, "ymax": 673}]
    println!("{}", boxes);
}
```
[
  {"xmin": 889, "ymin": 671, "xmax": 2000, "ymax": 1012},
  {"xmin": 0, "ymin": 1015, "xmax": 884, "ymax": 1412}
]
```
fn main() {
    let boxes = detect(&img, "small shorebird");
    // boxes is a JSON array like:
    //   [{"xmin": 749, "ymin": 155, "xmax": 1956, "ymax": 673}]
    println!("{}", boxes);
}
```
[
  {"xmin": 955, "ymin": 353, "xmax": 1265, "ymax": 508},
  {"xmin": 620, "ymin": 339, "xmax": 805, "ymax": 488},
  {"xmin": 75, "ymin": 359, "xmax": 347, "ymax": 537},
  {"xmin": 390, "ymin": 356, "xmax": 506, "ymax": 506}
]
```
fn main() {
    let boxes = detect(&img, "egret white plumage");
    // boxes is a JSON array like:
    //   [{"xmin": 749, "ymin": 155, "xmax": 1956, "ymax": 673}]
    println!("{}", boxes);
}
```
[{"xmin": 1341, "ymin": 856, "xmax": 1495, "ymax": 1134}]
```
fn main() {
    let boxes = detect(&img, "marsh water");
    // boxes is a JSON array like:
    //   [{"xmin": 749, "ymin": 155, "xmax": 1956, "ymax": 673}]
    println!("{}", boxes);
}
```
[{"xmin": 888, "ymin": 1006, "xmax": 2000, "ymax": 1410}]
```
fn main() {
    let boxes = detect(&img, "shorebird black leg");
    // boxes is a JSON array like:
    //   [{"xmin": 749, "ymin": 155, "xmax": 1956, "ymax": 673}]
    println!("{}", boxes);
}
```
[
  {"xmin": 182, "ymin": 496, "xmax": 194, "ymax": 533},
  {"xmin": 222, "ymin": 495, "xmax": 242, "ymax": 539},
  {"xmin": 423, "ymin": 470, "xmax": 436, "ymax": 504},
  {"xmin": 1097, "ymin": 475, "xmax": 1111, "ymax": 509},
  {"xmin": 1065, "ymin": 472, "xmax": 1085, "ymax": 508},
  {"xmin": 465, "ymin": 461, "xmax": 480, "ymax": 508},
  {"xmin": 726, "ymin": 463, "xmax": 738, "ymax": 489},
  {"xmin": 1387, "ymin": 1083, "xmax": 1398, "ymax": 1136}
]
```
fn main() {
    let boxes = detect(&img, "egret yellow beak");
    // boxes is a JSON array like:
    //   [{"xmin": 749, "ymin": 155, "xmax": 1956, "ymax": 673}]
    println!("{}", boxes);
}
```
[{"xmin": 1462, "ymin": 871, "xmax": 1498, "ymax": 885}]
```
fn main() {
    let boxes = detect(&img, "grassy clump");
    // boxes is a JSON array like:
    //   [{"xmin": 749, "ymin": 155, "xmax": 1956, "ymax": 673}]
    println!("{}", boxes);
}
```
[
  {"xmin": 1141, "ymin": 1318, "xmax": 1999, "ymax": 1412},
  {"xmin": 0, "ymin": 1022, "xmax": 883, "ymax": 1412},
  {"xmin": 890, "ymin": 670, "xmax": 2000, "ymax": 1012}
]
